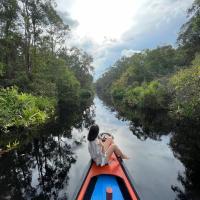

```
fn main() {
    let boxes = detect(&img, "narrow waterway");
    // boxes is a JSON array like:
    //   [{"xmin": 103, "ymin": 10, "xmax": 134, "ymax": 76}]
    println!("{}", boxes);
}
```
[
  {"xmin": 66, "ymin": 97, "xmax": 185, "ymax": 200},
  {"xmin": 0, "ymin": 97, "xmax": 187, "ymax": 200}
]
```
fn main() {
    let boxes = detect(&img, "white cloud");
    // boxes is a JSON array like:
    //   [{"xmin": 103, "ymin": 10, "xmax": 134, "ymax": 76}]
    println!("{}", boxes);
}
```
[
  {"xmin": 57, "ymin": 11, "xmax": 79, "ymax": 28},
  {"xmin": 121, "ymin": 49, "xmax": 141, "ymax": 57},
  {"xmin": 70, "ymin": 0, "xmax": 136, "ymax": 43},
  {"xmin": 122, "ymin": 0, "xmax": 193, "ymax": 42},
  {"xmin": 56, "ymin": 0, "xmax": 193, "ymax": 79}
]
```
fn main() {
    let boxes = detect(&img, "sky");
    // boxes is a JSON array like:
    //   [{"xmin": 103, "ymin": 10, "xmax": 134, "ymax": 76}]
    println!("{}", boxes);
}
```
[{"xmin": 56, "ymin": 0, "xmax": 193, "ymax": 79}]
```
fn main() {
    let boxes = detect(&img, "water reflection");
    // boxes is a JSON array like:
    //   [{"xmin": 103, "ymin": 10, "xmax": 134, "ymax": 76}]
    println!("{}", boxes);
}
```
[
  {"xmin": 97, "ymin": 94, "xmax": 200, "ymax": 200},
  {"xmin": 0, "ymin": 137, "xmax": 75, "ymax": 199},
  {"xmin": 0, "ymin": 98, "xmax": 95, "ymax": 200},
  {"xmin": 1, "ymin": 96, "xmax": 200, "ymax": 200},
  {"xmin": 170, "ymin": 121, "xmax": 200, "ymax": 200},
  {"xmin": 98, "ymin": 94, "xmax": 173, "ymax": 140},
  {"xmin": 93, "ymin": 97, "xmax": 184, "ymax": 200}
]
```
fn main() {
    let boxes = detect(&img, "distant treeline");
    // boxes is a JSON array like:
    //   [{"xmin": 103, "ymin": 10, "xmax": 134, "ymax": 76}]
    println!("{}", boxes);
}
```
[
  {"xmin": 96, "ymin": 0, "xmax": 200, "ymax": 122},
  {"xmin": 0, "ymin": 0, "xmax": 94, "ymax": 131}
]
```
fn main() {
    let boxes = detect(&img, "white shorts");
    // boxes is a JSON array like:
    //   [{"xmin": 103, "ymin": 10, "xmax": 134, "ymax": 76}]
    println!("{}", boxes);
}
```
[
  {"xmin": 94, "ymin": 153, "xmax": 108, "ymax": 166},
  {"xmin": 100, "ymin": 154, "xmax": 108, "ymax": 166}
]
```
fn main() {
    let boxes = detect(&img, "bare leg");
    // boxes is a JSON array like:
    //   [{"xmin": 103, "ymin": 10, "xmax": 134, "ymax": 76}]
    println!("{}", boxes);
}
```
[
  {"xmin": 102, "ymin": 137, "xmax": 113, "ymax": 153},
  {"xmin": 106, "ymin": 144, "xmax": 128, "ymax": 161}
]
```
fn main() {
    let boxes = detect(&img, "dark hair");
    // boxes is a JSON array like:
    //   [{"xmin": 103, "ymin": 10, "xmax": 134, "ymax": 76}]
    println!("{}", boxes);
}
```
[{"xmin": 87, "ymin": 124, "xmax": 99, "ymax": 141}]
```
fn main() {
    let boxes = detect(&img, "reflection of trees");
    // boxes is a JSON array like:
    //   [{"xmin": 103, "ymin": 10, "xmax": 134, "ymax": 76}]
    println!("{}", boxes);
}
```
[
  {"xmin": 99, "ymin": 93, "xmax": 200, "ymax": 199},
  {"xmin": 57, "ymin": 97, "xmax": 95, "ymax": 132},
  {"xmin": 0, "ymin": 136, "xmax": 75, "ymax": 200},
  {"xmin": 0, "ymin": 98, "xmax": 95, "ymax": 199},
  {"xmin": 170, "ymin": 121, "xmax": 200, "ymax": 200},
  {"xmin": 115, "ymin": 107, "xmax": 173, "ymax": 140},
  {"xmin": 98, "ymin": 93, "xmax": 173, "ymax": 140},
  {"xmin": 97, "ymin": 93, "xmax": 114, "ymax": 109}
]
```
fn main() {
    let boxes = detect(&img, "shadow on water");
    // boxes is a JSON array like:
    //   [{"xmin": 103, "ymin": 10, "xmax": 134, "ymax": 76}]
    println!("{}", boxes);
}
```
[
  {"xmin": 170, "ymin": 121, "xmax": 200, "ymax": 200},
  {"xmin": 0, "ymin": 98, "xmax": 95, "ymax": 200},
  {"xmin": 97, "ymin": 93, "xmax": 174, "ymax": 140},
  {"xmin": 0, "ymin": 137, "xmax": 75, "ymax": 200},
  {"xmin": 98, "ymin": 93, "xmax": 200, "ymax": 200}
]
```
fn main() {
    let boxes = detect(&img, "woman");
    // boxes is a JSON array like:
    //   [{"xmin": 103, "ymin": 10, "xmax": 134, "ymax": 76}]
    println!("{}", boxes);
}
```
[{"xmin": 88, "ymin": 124, "xmax": 128, "ymax": 166}]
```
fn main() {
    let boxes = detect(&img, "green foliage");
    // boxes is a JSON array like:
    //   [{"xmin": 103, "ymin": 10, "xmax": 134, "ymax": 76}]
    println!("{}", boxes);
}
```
[
  {"xmin": 96, "ymin": 57, "xmax": 130, "ymax": 98},
  {"xmin": 169, "ymin": 63, "xmax": 200, "ymax": 120},
  {"xmin": 0, "ymin": 0, "xmax": 94, "ymax": 134},
  {"xmin": 59, "ymin": 47, "xmax": 94, "ymax": 92},
  {"xmin": 96, "ymin": 45, "xmax": 184, "ymax": 101},
  {"xmin": 192, "ymin": 53, "xmax": 200, "ymax": 67},
  {"xmin": 106, "ymin": 50, "xmax": 200, "ymax": 121},
  {"xmin": 122, "ymin": 46, "xmax": 179, "ymax": 83},
  {"xmin": 0, "ymin": 87, "xmax": 55, "ymax": 130},
  {"xmin": 111, "ymin": 82, "xmax": 126, "ymax": 101},
  {"xmin": 57, "ymin": 69, "xmax": 80, "ymax": 106},
  {"xmin": 178, "ymin": 0, "xmax": 200, "ymax": 64},
  {"xmin": 80, "ymin": 89, "xmax": 93, "ymax": 98},
  {"xmin": 6, "ymin": 140, "xmax": 19, "ymax": 150},
  {"xmin": 97, "ymin": 45, "xmax": 184, "ymax": 113},
  {"xmin": 123, "ymin": 81, "xmax": 167, "ymax": 110}
]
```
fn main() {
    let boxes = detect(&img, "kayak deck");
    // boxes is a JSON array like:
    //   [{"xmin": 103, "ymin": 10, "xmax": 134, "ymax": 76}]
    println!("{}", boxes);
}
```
[
  {"xmin": 75, "ymin": 154, "xmax": 139, "ymax": 200},
  {"xmin": 91, "ymin": 175, "xmax": 124, "ymax": 200}
]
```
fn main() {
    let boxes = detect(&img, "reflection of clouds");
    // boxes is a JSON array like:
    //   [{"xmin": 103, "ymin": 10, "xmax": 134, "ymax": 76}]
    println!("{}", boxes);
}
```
[
  {"xmin": 93, "ymin": 97, "xmax": 185, "ymax": 200},
  {"xmin": 95, "ymin": 98, "xmax": 125, "ymax": 130},
  {"xmin": 59, "ymin": 96, "xmax": 186, "ymax": 199},
  {"xmin": 67, "ymin": 127, "xmax": 90, "ymax": 198},
  {"xmin": 71, "ymin": 127, "xmax": 88, "ymax": 149}
]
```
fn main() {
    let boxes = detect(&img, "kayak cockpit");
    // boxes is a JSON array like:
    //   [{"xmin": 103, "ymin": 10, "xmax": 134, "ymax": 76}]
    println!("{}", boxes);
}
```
[{"xmin": 84, "ymin": 174, "xmax": 134, "ymax": 200}]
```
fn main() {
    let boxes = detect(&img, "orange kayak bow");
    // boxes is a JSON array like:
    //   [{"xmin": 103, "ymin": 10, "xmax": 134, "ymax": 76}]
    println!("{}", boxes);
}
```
[{"xmin": 73, "ymin": 153, "xmax": 140, "ymax": 200}]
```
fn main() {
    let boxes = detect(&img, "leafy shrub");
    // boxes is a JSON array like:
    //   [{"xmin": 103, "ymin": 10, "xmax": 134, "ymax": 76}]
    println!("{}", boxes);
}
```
[
  {"xmin": 57, "ymin": 69, "xmax": 80, "ymax": 106},
  {"xmin": 0, "ymin": 87, "xmax": 55, "ymax": 130},
  {"xmin": 80, "ymin": 89, "xmax": 92, "ymax": 98},
  {"xmin": 112, "ymin": 88, "xmax": 125, "ymax": 100},
  {"xmin": 111, "ymin": 82, "xmax": 125, "ymax": 101},
  {"xmin": 192, "ymin": 53, "xmax": 200, "ymax": 67},
  {"xmin": 124, "ymin": 81, "xmax": 168, "ymax": 110},
  {"xmin": 169, "ymin": 64, "xmax": 200, "ymax": 120}
]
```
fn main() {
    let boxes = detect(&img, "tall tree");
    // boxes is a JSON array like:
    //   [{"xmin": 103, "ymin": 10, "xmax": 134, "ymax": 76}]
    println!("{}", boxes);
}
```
[
  {"xmin": 59, "ymin": 47, "xmax": 94, "ymax": 89},
  {"xmin": 20, "ymin": 0, "xmax": 32, "ymax": 77},
  {"xmin": 19, "ymin": 0, "xmax": 69, "ymax": 78},
  {"xmin": 44, "ymin": 1, "xmax": 70, "ymax": 55},
  {"xmin": 0, "ymin": 0, "xmax": 20, "ymax": 81},
  {"xmin": 178, "ymin": 0, "xmax": 200, "ymax": 64}
]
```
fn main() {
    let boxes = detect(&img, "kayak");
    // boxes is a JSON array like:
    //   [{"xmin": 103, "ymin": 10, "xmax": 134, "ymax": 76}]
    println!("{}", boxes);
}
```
[{"xmin": 72, "ymin": 153, "xmax": 140, "ymax": 200}]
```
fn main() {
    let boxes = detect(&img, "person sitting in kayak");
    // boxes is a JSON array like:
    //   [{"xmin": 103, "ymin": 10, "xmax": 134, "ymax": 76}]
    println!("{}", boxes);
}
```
[{"xmin": 88, "ymin": 124, "xmax": 128, "ymax": 166}]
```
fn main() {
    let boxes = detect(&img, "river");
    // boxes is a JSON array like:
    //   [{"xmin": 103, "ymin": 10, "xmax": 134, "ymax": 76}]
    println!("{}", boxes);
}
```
[
  {"xmin": 0, "ymin": 96, "xmax": 196, "ymax": 200},
  {"xmin": 66, "ymin": 97, "xmax": 185, "ymax": 200}
]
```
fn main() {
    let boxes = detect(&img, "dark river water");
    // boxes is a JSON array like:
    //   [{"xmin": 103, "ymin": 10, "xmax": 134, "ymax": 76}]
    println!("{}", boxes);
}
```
[{"xmin": 0, "ymin": 96, "xmax": 199, "ymax": 200}]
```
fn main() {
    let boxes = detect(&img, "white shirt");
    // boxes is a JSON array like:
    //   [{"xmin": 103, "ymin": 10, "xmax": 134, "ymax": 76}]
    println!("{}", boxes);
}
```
[{"xmin": 88, "ymin": 138, "xmax": 107, "ymax": 166}]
